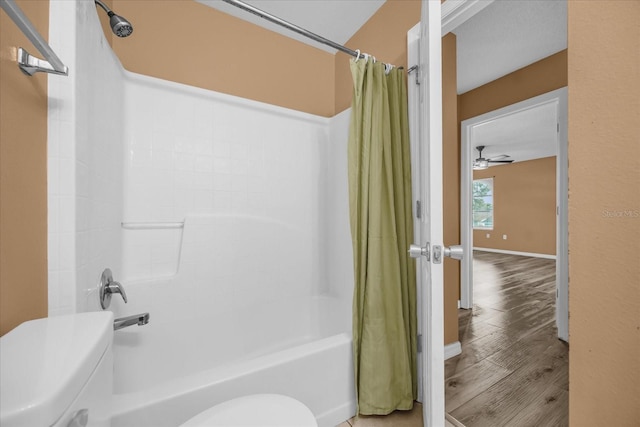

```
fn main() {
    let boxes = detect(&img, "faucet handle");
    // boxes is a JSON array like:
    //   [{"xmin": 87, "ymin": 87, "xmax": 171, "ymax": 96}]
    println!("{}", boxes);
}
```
[
  {"xmin": 99, "ymin": 268, "xmax": 127, "ymax": 309},
  {"xmin": 107, "ymin": 281, "xmax": 127, "ymax": 303}
]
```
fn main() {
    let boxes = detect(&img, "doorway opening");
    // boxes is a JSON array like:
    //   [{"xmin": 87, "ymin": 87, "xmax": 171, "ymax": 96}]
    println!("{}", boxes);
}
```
[
  {"xmin": 460, "ymin": 88, "xmax": 569, "ymax": 341},
  {"xmin": 447, "ymin": 88, "xmax": 569, "ymax": 425}
]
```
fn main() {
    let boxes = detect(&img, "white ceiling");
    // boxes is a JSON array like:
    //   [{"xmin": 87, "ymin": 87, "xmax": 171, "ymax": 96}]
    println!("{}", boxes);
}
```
[
  {"xmin": 472, "ymin": 101, "xmax": 559, "ymax": 165},
  {"xmin": 452, "ymin": 0, "xmax": 567, "ymax": 94}
]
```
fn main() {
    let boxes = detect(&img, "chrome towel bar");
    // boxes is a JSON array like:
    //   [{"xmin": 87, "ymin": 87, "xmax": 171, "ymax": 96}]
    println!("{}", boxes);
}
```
[{"xmin": 0, "ymin": 0, "xmax": 69, "ymax": 76}]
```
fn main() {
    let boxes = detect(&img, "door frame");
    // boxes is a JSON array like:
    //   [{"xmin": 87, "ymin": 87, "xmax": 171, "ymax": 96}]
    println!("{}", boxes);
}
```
[{"xmin": 459, "ymin": 87, "xmax": 569, "ymax": 341}]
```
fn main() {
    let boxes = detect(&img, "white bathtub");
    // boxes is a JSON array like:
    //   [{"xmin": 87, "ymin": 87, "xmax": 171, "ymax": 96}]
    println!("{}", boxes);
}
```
[
  {"xmin": 109, "ymin": 215, "xmax": 355, "ymax": 427},
  {"xmin": 111, "ymin": 296, "xmax": 355, "ymax": 427}
]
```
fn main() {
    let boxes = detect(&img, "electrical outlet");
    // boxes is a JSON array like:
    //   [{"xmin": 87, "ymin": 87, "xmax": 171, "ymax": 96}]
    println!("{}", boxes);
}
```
[
  {"xmin": 503, "ymin": 234, "xmax": 507, "ymax": 240},
  {"xmin": 486, "ymin": 233, "xmax": 490, "ymax": 238}
]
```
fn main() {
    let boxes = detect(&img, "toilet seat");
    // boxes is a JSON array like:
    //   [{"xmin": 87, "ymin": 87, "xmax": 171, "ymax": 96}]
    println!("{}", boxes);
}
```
[{"xmin": 180, "ymin": 394, "xmax": 318, "ymax": 427}]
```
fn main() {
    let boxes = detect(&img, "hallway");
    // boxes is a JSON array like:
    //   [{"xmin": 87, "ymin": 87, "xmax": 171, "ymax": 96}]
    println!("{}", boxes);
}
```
[{"xmin": 445, "ymin": 251, "xmax": 569, "ymax": 426}]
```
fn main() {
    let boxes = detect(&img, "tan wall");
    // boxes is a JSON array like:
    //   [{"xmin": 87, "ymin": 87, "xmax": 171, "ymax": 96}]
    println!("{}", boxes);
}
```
[
  {"xmin": 111, "ymin": 0, "xmax": 335, "ymax": 117},
  {"xmin": 442, "ymin": 33, "xmax": 460, "ymax": 345},
  {"xmin": 568, "ymin": 1, "xmax": 640, "ymax": 426},
  {"xmin": 334, "ymin": 0, "xmax": 421, "ymax": 114},
  {"xmin": 0, "ymin": 0, "xmax": 49, "ymax": 335},
  {"xmin": 473, "ymin": 157, "xmax": 556, "ymax": 255},
  {"xmin": 459, "ymin": 50, "xmax": 568, "ymax": 122}
]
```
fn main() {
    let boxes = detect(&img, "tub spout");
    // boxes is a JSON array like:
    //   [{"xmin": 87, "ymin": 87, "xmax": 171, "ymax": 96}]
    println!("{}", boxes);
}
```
[{"xmin": 114, "ymin": 312, "xmax": 149, "ymax": 331}]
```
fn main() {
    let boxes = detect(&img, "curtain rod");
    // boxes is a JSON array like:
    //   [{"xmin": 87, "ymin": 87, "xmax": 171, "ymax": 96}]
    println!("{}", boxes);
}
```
[{"xmin": 221, "ymin": 0, "xmax": 365, "ymax": 60}]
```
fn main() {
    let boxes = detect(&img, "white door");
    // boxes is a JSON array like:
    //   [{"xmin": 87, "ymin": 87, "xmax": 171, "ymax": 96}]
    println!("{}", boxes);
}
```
[{"xmin": 407, "ymin": 1, "xmax": 446, "ymax": 425}]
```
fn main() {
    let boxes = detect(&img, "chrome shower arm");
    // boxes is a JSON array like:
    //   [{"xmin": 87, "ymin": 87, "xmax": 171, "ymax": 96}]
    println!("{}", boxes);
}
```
[{"xmin": 94, "ymin": 0, "xmax": 113, "ymax": 15}]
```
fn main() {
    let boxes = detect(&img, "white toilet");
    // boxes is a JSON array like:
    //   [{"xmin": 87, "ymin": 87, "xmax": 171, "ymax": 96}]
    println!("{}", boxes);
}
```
[
  {"xmin": 180, "ymin": 394, "xmax": 318, "ymax": 427},
  {"xmin": 0, "ymin": 312, "xmax": 114, "ymax": 427},
  {"xmin": 1, "ymin": 312, "xmax": 317, "ymax": 427}
]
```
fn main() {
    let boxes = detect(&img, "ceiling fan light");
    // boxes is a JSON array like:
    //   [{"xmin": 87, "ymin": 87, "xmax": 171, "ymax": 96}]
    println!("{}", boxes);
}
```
[{"xmin": 473, "ymin": 159, "xmax": 489, "ymax": 170}]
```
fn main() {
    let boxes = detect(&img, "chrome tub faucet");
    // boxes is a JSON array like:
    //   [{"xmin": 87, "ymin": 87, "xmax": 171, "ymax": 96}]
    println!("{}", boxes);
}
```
[
  {"xmin": 98, "ymin": 268, "xmax": 150, "ymax": 330},
  {"xmin": 113, "ymin": 312, "xmax": 150, "ymax": 331}
]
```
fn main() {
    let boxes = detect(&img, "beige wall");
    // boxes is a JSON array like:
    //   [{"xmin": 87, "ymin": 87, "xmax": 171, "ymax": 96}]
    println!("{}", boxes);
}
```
[
  {"xmin": 459, "ymin": 50, "xmax": 568, "ymax": 122},
  {"xmin": 0, "ymin": 0, "xmax": 49, "ymax": 335},
  {"xmin": 111, "ymin": 0, "xmax": 335, "ymax": 117},
  {"xmin": 334, "ymin": 0, "xmax": 421, "ymax": 114},
  {"xmin": 442, "ymin": 33, "xmax": 460, "ymax": 345},
  {"xmin": 568, "ymin": 1, "xmax": 640, "ymax": 426},
  {"xmin": 473, "ymin": 157, "xmax": 556, "ymax": 255}
]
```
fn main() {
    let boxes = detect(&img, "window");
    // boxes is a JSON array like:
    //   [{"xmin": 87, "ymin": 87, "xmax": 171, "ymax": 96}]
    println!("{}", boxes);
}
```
[{"xmin": 473, "ymin": 178, "xmax": 493, "ymax": 229}]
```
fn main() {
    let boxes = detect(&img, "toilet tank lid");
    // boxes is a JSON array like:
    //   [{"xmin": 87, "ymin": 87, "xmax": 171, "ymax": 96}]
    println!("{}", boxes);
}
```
[{"xmin": 0, "ymin": 312, "xmax": 113, "ymax": 427}]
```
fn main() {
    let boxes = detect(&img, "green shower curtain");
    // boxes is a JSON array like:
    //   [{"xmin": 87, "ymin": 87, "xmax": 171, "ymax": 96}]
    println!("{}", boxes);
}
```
[{"xmin": 348, "ymin": 58, "xmax": 417, "ymax": 415}]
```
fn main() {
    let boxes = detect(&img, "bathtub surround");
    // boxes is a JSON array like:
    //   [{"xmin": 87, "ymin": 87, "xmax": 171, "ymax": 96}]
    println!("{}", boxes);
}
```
[
  {"xmin": 111, "ymin": 74, "xmax": 357, "ymax": 426},
  {"xmin": 348, "ymin": 59, "xmax": 417, "ymax": 415}
]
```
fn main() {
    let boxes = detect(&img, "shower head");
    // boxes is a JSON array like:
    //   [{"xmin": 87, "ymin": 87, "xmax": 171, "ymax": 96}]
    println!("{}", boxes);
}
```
[
  {"xmin": 95, "ymin": 0, "xmax": 133, "ymax": 37},
  {"xmin": 109, "ymin": 13, "xmax": 133, "ymax": 37}
]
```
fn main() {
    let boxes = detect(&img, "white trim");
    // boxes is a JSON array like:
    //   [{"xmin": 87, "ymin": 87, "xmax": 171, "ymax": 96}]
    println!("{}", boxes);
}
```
[
  {"xmin": 442, "ymin": 0, "xmax": 494, "ymax": 36},
  {"xmin": 473, "ymin": 247, "xmax": 556, "ymax": 260},
  {"xmin": 409, "ymin": 0, "xmax": 494, "ymax": 43},
  {"xmin": 555, "ymin": 88, "xmax": 569, "ymax": 342},
  {"xmin": 445, "ymin": 413, "xmax": 466, "ymax": 427},
  {"xmin": 444, "ymin": 341, "xmax": 462, "ymax": 360},
  {"xmin": 407, "ymin": 24, "xmax": 424, "ymax": 404},
  {"xmin": 460, "ymin": 119, "xmax": 473, "ymax": 309}
]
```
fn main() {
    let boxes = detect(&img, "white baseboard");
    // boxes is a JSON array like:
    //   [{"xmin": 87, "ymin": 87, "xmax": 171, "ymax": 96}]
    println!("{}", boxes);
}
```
[
  {"xmin": 473, "ymin": 247, "xmax": 556, "ymax": 260},
  {"xmin": 445, "ymin": 341, "xmax": 462, "ymax": 360}
]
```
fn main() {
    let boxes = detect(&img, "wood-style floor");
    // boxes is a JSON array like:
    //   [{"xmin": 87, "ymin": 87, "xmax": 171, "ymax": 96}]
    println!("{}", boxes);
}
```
[{"xmin": 445, "ymin": 251, "xmax": 569, "ymax": 427}]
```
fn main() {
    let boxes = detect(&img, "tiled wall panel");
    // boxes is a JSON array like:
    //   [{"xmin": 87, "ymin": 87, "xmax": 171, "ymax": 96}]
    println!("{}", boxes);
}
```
[
  {"xmin": 48, "ymin": 0, "xmax": 123, "ymax": 314},
  {"xmin": 120, "ymin": 74, "xmax": 332, "ymax": 303}
]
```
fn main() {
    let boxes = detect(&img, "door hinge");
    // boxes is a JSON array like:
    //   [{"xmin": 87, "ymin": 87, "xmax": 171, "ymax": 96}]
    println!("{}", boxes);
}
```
[
  {"xmin": 416, "ymin": 200, "xmax": 421, "ymax": 219},
  {"xmin": 417, "ymin": 334, "xmax": 423, "ymax": 353},
  {"xmin": 408, "ymin": 65, "xmax": 420, "ymax": 85},
  {"xmin": 557, "ymin": 123, "xmax": 560, "ymax": 133}
]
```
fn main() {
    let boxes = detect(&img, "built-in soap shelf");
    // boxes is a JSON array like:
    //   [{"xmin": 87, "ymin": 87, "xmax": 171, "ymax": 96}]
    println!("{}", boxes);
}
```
[
  {"xmin": 121, "ymin": 221, "xmax": 185, "ymax": 280},
  {"xmin": 121, "ymin": 222, "xmax": 184, "ymax": 230}
]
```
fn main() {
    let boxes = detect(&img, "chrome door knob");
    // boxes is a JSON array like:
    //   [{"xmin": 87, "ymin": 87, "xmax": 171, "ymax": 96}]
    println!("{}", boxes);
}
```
[
  {"xmin": 409, "ymin": 243, "xmax": 430, "ymax": 259},
  {"xmin": 443, "ymin": 244, "xmax": 463, "ymax": 260}
]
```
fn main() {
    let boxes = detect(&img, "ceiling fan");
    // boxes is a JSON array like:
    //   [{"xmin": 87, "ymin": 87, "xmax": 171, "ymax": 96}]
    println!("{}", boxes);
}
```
[{"xmin": 473, "ymin": 145, "xmax": 514, "ymax": 170}]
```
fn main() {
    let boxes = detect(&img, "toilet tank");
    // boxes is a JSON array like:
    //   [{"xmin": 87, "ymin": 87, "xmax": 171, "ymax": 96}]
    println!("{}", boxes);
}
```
[{"xmin": 0, "ymin": 312, "xmax": 114, "ymax": 427}]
